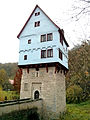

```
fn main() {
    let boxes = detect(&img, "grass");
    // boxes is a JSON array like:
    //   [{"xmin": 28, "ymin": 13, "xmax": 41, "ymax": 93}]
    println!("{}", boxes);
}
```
[{"xmin": 57, "ymin": 100, "xmax": 90, "ymax": 120}]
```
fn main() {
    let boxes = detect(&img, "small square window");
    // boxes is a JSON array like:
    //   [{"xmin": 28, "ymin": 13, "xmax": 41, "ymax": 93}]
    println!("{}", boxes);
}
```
[
  {"xmin": 47, "ymin": 49, "xmax": 53, "ymax": 57},
  {"xmin": 35, "ymin": 13, "xmax": 38, "ymax": 16},
  {"xmin": 24, "ymin": 83, "xmax": 28, "ymax": 91},
  {"xmin": 24, "ymin": 55, "xmax": 27, "ymax": 60},
  {"xmin": 35, "ymin": 21, "xmax": 40, "ymax": 27},
  {"xmin": 28, "ymin": 39, "xmax": 31, "ymax": 44},
  {"xmin": 35, "ymin": 12, "xmax": 40, "ymax": 16},
  {"xmin": 41, "ymin": 50, "xmax": 46, "ymax": 58},
  {"xmin": 38, "ymin": 12, "xmax": 40, "ymax": 15},
  {"xmin": 47, "ymin": 33, "xmax": 53, "ymax": 41},
  {"xmin": 41, "ymin": 34, "xmax": 46, "ymax": 42},
  {"xmin": 35, "ymin": 71, "xmax": 39, "ymax": 77}
]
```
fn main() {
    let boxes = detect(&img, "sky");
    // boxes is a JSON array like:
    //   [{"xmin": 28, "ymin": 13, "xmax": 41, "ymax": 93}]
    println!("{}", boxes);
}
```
[{"xmin": 0, "ymin": 0, "xmax": 89, "ymax": 63}]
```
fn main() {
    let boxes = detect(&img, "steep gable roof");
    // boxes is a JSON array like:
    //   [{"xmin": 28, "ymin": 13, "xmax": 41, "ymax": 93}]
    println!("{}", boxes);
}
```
[{"xmin": 17, "ymin": 5, "xmax": 69, "ymax": 47}]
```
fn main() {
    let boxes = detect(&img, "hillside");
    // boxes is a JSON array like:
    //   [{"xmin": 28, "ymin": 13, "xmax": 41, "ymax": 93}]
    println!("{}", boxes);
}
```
[{"xmin": 0, "ymin": 63, "xmax": 18, "ymax": 79}]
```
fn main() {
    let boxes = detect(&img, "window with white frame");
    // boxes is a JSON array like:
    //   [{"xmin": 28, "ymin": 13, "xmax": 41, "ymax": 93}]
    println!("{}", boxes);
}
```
[
  {"xmin": 41, "ymin": 49, "xmax": 53, "ymax": 58},
  {"xmin": 24, "ymin": 55, "xmax": 27, "ymax": 60},
  {"xmin": 41, "ymin": 33, "xmax": 53, "ymax": 42},
  {"xmin": 41, "ymin": 50, "xmax": 46, "ymax": 58},
  {"xmin": 47, "ymin": 49, "xmax": 53, "ymax": 57},
  {"xmin": 47, "ymin": 33, "xmax": 53, "ymax": 41},
  {"xmin": 35, "ymin": 12, "xmax": 40, "ymax": 16},
  {"xmin": 28, "ymin": 39, "xmax": 31, "ymax": 44},
  {"xmin": 41, "ymin": 34, "xmax": 46, "ymax": 42},
  {"xmin": 34, "ymin": 21, "xmax": 40, "ymax": 27}
]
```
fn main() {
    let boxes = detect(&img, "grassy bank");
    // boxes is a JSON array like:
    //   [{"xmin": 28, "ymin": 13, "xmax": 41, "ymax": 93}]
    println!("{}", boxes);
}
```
[{"xmin": 58, "ymin": 100, "xmax": 90, "ymax": 120}]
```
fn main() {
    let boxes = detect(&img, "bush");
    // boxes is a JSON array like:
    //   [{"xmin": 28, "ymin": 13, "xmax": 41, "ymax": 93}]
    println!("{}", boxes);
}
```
[
  {"xmin": 66, "ymin": 85, "xmax": 83, "ymax": 103},
  {"xmin": 0, "ymin": 91, "xmax": 20, "ymax": 101},
  {"xmin": 0, "ymin": 108, "xmax": 40, "ymax": 120}
]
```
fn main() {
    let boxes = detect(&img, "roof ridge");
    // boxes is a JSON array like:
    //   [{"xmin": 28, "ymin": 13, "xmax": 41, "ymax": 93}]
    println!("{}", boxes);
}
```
[
  {"xmin": 17, "ymin": 5, "xmax": 60, "ymax": 38},
  {"xmin": 17, "ymin": 5, "xmax": 69, "ymax": 47}
]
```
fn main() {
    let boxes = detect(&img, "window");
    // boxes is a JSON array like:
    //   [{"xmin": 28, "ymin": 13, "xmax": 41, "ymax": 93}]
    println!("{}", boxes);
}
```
[
  {"xmin": 35, "ymin": 71, "xmax": 39, "ymax": 77},
  {"xmin": 41, "ymin": 49, "xmax": 53, "ymax": 58},
  {"xmin": 35, "ymin": 21, "xmax": 40, "ymax": 27},
  {"xmin": 60, "ymin": 34, "xmax": 63, "ymax": 45},
  {"xmin": 40, "ymin": 33, "xmax": 53, "ymax": 42},
  {"xmin": 41, "ymin": 50, "xmax": 46, "ymax": 58},
  {"xmin": 47, "ymin": 49, "xmax": 53, "ymax": 57},
  {"xmin": 24, "ymin": 83, "xmax": 28, "ymax": 91},
  {"xmin": 59, "ymin": 49, "xmax": 63, "ymax": 60},
  {"xmin": 47, "ymin": 33, "xmax": 53, "ymax": 41},
  {"xmin": 28, "ymin": 39, "xmax": 31, "ymax": 44},
  {"xmin": 35, "ymin": 12, "xmax": 40, "ymax": 16},
  {"xmin": 41, "ymin": 34, "xmax": 46, "ymax": 42},
  {"xmin": 24, "ymin": 55, "xmax": 27, "ymax": 60}
]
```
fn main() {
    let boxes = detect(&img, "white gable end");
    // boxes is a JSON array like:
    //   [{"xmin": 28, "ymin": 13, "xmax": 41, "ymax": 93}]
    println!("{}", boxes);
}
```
[{"xmin": 19, "ymin": 7, "xmax": 58, "ymax": 38}]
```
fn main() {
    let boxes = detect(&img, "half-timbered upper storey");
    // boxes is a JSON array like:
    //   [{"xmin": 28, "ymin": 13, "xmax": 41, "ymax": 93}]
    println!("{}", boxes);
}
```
[{"xmin": 17, "ymin": 5, "xmax": 69, "ymax": 69}]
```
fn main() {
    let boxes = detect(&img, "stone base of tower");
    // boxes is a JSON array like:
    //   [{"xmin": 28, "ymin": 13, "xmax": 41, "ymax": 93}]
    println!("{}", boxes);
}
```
[{"xmin": 20, "ymin": 66, "xmax": 66, "ymax": 119}]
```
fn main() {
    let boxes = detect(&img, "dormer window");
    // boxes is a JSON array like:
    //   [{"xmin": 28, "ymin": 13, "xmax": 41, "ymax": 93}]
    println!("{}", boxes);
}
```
[
  {"xmin": 28, "ymin": 39, "xmax": 31, "ymax": 44},
  {"xmin": 35, "ymin": 12, "xmax": 40, "ymax": 16},
  {"xmin": 41, "ymin": 34, "xmax": 46, "ymax": 42},
  {"xmin": 35, "ymin": 21, "xmax": 40, "ymax": 27},
  {"xmin": 24, "ymin": 55, "xmax": 27, "ymax": 60},
  {"xmin": 47, "ymin": 33, "xmax": 53, "ymax": 41}
]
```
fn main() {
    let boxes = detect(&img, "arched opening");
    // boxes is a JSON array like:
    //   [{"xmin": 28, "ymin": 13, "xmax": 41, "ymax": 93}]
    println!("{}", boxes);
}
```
[
  {"xmin": 27, "ymin": 108, "xmax": 40, "ymax": 120},
  {"xmin": 34, "ymin": 90, "xmax": 39, "ymax": 99}
]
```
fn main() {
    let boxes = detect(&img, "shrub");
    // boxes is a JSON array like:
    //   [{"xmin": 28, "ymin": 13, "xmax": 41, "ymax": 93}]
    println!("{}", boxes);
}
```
[{"xmin": 66, "ymin": 85, "xmax": 83, "ymax": 103}]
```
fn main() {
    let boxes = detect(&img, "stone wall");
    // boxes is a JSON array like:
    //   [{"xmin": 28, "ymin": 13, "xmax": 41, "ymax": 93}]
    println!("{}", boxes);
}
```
[{"xmin": 20, "ymin": 66, "xmax": 66, "ymax": 119}]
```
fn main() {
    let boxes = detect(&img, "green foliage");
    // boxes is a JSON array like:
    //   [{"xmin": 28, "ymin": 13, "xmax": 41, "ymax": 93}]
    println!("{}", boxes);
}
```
[
  {"xmin": 66, "ymin": 41, "xmax": 90, "ymax": 102},
  {"xmin": 0, "ymin": 63, "xmax": 18, "ymax": 91},
  {"xmin": 0, "ymin": 108, "xmax": 40, "ymax": 120},
  {"xmin": 66, "ymin": 85, "xmax": 83, "ymax": 103},
  {"xmin": 0, "ymin": 91, "xmax": 19, "ymax": 101},
  {"xmin": 0, "ymin": 63, "xmax": 18, "ymax": 79},
  {"xmin": 57, "ymin": 100, "xmax": 90, "ymax": 120},
  {"xmin": 0, "ymin": 68, "xmax": 8, "ymax": 85}
]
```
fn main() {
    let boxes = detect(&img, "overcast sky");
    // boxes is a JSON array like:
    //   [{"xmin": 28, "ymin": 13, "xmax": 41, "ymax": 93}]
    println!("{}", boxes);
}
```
[{"xmin": 0, "ymin": 0, "xmax": 89, "ymax": 63}]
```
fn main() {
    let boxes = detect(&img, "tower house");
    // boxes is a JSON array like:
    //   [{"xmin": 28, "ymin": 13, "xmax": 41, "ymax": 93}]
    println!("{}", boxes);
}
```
[{"xmin": 17, "ymin": 5, "xmax": 69, "ymax": 119}]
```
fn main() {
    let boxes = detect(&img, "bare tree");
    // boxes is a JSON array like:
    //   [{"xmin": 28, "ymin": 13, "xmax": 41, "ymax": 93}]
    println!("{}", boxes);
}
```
[{"xmin": 72, "ymin": 0, "xmax": 90, "ymax": 20}]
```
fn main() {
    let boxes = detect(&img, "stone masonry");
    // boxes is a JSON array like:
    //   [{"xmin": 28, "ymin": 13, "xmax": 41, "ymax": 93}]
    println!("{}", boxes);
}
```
[{"xmin": 20, "ymin": 66, "xmax": 66, "ymax": 119}]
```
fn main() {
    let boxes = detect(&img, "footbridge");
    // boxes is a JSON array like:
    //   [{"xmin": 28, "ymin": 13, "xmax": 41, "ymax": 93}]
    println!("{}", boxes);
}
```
[{"xmin": 0, "ymin": 98, "xmax": 43, "ymax": 119}]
